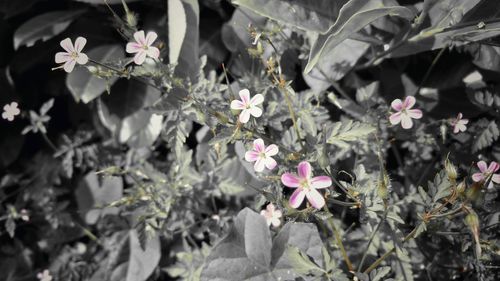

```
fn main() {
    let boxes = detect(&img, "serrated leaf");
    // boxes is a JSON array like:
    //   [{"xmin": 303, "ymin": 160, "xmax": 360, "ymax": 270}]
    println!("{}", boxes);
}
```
[
  {"xmin": 370, "ymin": 266, "xmax": 391, "ymax": 281},
  {"xmin": 66, "ymin": 45, "xmax": 124, "ymax": 103},
  {"xmin": 13, "ymin": 9, "xmax": 85, "ymax": 49},
  {"xmin": 473, "ymin": 120, "xmax": 499, "ymax": 152},
  {"xmin": 285, "ymin": 246, "xmax": 323, "ymax": 276},
  {"xmin": 232, "ymin": 0, "xmax": 346, "ymax": 33},
  {"xmin": 305, "ymin": 0, "xmax": 415, "ymax": 73},
  {"xmin": 326, "ymin": 120, "xmax": 375, "ymax": 147}
]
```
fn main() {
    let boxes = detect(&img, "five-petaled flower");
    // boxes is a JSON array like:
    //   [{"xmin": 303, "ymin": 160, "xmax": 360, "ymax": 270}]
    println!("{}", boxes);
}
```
[
  {"xmin": 389, "ymin": 96, "xmax": 423, "ymax": 129},
  {"xmin": 472, "ymin": 161, "xmax": 500, "ymax": 189},
  {"xmin": 230, "ymin": 89, "xmax": 263, "ymax": 123},
  {"xmin": 126, "ymin": 30, "xmax": 160, "ymax": 65},
  {"xmin": 2, "ymin": 102, "xmax": 20, "ymax": 121},
  {"xmin": 55, "ymin": 37, "xmax": 88, "ymax": 73},
  {"xmin": 281, "ymin": 161, "xmax": 332, "ymax": 209},
  {"xmin": 37, "ymin": 269, "xmax": 52, "ymax": 281},
  {"xmin": 260, "ymin": 203, "xmax": 282, "ymax": 227},
  {"xmin": 244, "ymin": 138, "xmax": 278, "ymax": 172},
  {"xmin": 450, "ymin": 113, "xmax": 468, "ymax": 134}
]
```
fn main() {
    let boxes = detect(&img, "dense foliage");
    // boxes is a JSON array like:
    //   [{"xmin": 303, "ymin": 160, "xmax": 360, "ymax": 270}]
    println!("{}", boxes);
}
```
[{"xmin": 1, "ymin": 0, "xmax": 500, "ymax": 280}]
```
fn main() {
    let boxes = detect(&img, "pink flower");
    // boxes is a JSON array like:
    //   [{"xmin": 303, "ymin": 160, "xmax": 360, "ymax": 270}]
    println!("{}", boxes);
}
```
[
  {"xmin": 37, "ymin": 269, "xmax": 52, "ymax": 281},
  {"xmin": 126, "ymin": 30, "xmax": 160, "ymax": 65},
  {"xmin": 2, "ymin": 102, "xmax": 20, "ymax": 121},
  {"xmin": 389, "ymin": 96, "xmax": 423, "ymax": 129},
  {"xmin": 450, "ymin": 113, "xmax": 468, "ymax": 134},
  {"xmin": 20, "ymin": 209, "xmax": 29, "ymax": 222},
  {"xmin": 55, "ymin": 37, "xmax": 88, "ymax": 73},
  {"xmin": 260, "ymin": 203, "xmax": 282, "ymax": 227},
  {"xmin": 472, "ymin": 161, "xmax": 500, "ymax": 188},
  {"xmin": 244, "ymin": 138, "xmax": 278, "ymax": 172},
  {"xmin": 281, "ymin": 161, "xmax": 332, "ymax": 209},
  {"xmin": 230, "ymin": 89, "xmax": 263, "ymax": 123}
]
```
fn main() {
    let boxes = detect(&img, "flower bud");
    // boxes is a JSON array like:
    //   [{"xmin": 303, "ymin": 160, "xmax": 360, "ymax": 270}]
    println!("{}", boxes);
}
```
[{"xmin": 445, "ymin": 158, "xmax": 458, "ymax": 182}]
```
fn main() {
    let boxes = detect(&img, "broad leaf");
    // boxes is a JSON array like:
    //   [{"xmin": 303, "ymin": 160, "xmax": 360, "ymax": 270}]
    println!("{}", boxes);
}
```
[
  {"xmin": 304, "ymin": 0, "xmax": 415, "ymax": 73},
  {"xmin": 126, "ymin": 230, "xmax": 161, "ymax": 281},
  {"xmin": 66, "ymin": 45, "xmax": 124, "ymax": 103},
  {"xmin": 75, "ymin": 172, "xmax": 123, "ymax": 224},
  {"xmin": 168, "ymin": 0, "xmax": 187, "ymax": 65},
  {"xmin": 232, "ymin": 0, "xmax": 347, "ymax": 33},
  {"xmin": 14, "ymin": 9, "xmax": 85, "ymax": 49}
]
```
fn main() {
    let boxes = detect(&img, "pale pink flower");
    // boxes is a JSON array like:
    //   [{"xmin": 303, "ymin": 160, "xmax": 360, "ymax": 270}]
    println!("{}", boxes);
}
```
[
  {"xmin": 472, "ymin": 161, "xmax": 500, "ymax": 188},
  {"xmin": 260, "ymin": 203, "xmax": 282, "ymax": 227},
  {"xmin": 389, "ymin": 96, "xmax": 423, "ymax": 129},
  {"xmin": 244, "ymin": 138, "xmax": 278, "ymax": 172},
  {"xmin": 281, "ymin": 161, "xmax": 332, "ymax": 209},
  {"xmin": 20, "ymin": 209, "xmax": 29, "ymax": 222},
  {"xmin": 37, "ymin": 269, "xmax": 52, "ymax": 281},
  {"xmin": 2, "ymin": 102, "xmax": 20, "ymax": 121},
  {"xmin": 126, "ymin": 30, "xmax": 160, "ymax": 65},
  {"xmin": 450, "ymin": 113, "xmax": 468, "ymax": 134},
  {"xmin": 55, "ymin": 37, "xmax": 88, "ymax": 73},
  {"xmin": 230, "ymin": 89, "xmax": 263, "ymax": 123}
]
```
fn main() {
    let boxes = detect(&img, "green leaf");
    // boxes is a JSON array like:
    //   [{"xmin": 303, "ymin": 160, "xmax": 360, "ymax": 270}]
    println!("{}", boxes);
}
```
[
  {"xmin": 473, "ymin": 120, "xmax": 499, "ymax": 152},
  {"xmin": 75, "ymin": 172, "xmax": 123, "ymax": 224},
  {"xmin": 66, "ymin": 45, "xmax": 124, "ymax": 103},
  {"xmin": 304, "ymin": 0, "xmax": 415, "ymax": 73},
  {"xmin": 285, "ymin": 246, "xmax": 323, "ymax": 276},
  {"xmin": 126, "ymin": 230, "xmax": 161, "ymax": 281},
  {"xmin": 232, "ymin": 0, "xmax": 347, "ymax": 33},
  {"xmin": 370, "ymin": 266, "xmax": 391, "ymax": 281},
  {"xmin": 168, "ymin": 0, "xmax": 187, "ymax": 65},
  {"xmin": 164, "ymin": 113, "xmax": 190, "ymax": 160},
  {"xmin": 326, "ymin": 119, "xmax": 375, "ymax": 148},
  {"xmin": 13, "ymin": 9, "xmax": 85, "ymax": 49}
]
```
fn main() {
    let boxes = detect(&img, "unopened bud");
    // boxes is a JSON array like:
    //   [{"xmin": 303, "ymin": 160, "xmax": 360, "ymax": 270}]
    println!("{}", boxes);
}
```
[{"xmin": 445, "ymin": 158, "xmax": 457, "ymax": 182}]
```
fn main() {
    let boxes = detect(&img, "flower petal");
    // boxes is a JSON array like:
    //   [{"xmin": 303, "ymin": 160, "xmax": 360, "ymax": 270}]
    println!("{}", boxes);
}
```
[
  {"xmin": 403, "ymin": 96, "xmax": 416, "ymax": 109},
  {"xmin": 477, "ymin": 161, "xmax": 488, "ymax": 173},
  {"xmin": 264, "ymin": 157, "xmax": 277, "ymax": 170},
  {"xmin": 253, "ymin": 138, "xmax": 265, "ymax": 152},
  {"xmin": 266, "ymin": 203, "xmax": 275, "ymax": 212},
  {"xmin": 389, "ymin": 112, "xmax": 402, "ymax": 125},
  {"xmin": 297, "ymin": 161, "xmax": 312, "ymax": 179},
  {"xmin": 238, "ymin": 109, "xmax": 251, "ymax": 123},
  {"xmin": 311, "ymin": 176, "xmax": 332, "ymax": 189},
  {"xmin": 134, "ymin": 51, "xmax": 147, "ymax": 65},
  {"xmin": 76, "ymin": 53, "xmax": 88, "ymax": 65},
  {"xmin": 134, "ymin": 30, "xmax": 146, "ymax": 45},
  {"xmin": 407, "ymin": 109, "xmax": 422, "ymax": 119},
  {"xmin": 146, "ymin": 46, "xmax": 160, "ymax": 59},
  {"xmin": 145, "ymin": 31, "xmax": 158, "ymax": 46},
  {"xmin": 63, "ymin": 59, "xmax": 77, "ymax": 73},
  {"xmin": 274, "ymin": 209, "xmax": 282, "ymax": 218},
  {"xmin": 265, "ymin": 144, "xmax": 279, "ymax": 156},
  {"xmin": 74, "ymin": 37, "xmax": 87, "ymax": 53},
  {"xmin": 400, "ymin": 114, "xmax": 413, "ymax": 129},
  {"xmin": 55, "ymin": 52, "xmax": 70, "ymax": 63},
  {"xmin": 239, "ymin": 89, "xmax": 250, "ymax": 104},
  {"xmin": 248, "ymin": 106, "xmax": 262, "ymax": 118},
  {"xmin": 281, "ymin": 173, "xmax": 300, "ymax": 188},
  {"xmin": 289, "ymin": 189, "xmax": 306, "ymax": 208},
  {"xmin": 126, "ymin": 42, "xmax": 142, "ymax": 53},
  {"xmin": 488, "ymin": 161, "xmax": 500, "ymax": 173},
  {"xmin": 390, "ymin": 99, "xmax": 403, "ymax": 111},
  {"xmin": 271, "ymin": 217, "xmax": 281, "ymax": 227},
  {"xmin": 230, "ymin": 100, "xmax": 245, "ymax": 110},
  {"xmin": 457, "ymin": 113, "xmax": 463, "ymax": 119},
  {"xmin": 250, "ymin": 94, "xmax": 264, "ymax": 106},
  {"xmin": 245, "ymin": 151, "xmax": 259, "ymax": 162},
  {"xmin": 254, "ymin": 157, "xmax": 265, "ymax": 172},
  {"xmin": 60, "ymin": 38, "xmax": 74, "ymax": 53},
  {"xmin": 472, "ymin": 172, "xmax": 484, "ymax": 182},
  {"xmin": 306, "ymin": 189, "xmax": 325, "ymax": 209},
  {"xmin": 492, "ymin": 174, "xmax": 500, "ymax": 184}
]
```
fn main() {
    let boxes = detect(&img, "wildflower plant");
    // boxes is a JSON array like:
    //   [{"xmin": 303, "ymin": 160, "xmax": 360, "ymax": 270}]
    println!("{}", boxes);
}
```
[{"xmin": 1, "ymin": 1, "xmax": 500, "ymax": 281}]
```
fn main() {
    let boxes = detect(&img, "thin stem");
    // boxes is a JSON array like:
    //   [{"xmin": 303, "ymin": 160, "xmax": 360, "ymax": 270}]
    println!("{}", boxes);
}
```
[
  {"xmin": 41, "ymin": 132, "xmax": 57, "ymax": 151},
  {"xmin": 415, "ymin": 46, "xmax": 447, "ymax": 96},
  {"xmin": 357, "ymin": 210, "xmax": 388, "ymax": 272},
  {"xmin": 324, "ymin": 205, "xmax": 354, "ymax": 272}
]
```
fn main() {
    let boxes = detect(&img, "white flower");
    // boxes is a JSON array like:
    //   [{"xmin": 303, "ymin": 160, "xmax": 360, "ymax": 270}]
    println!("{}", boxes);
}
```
[
  {"xmin": 260, "ymin": 203, "xmax": 282, "ymax": 227},
  {"xmin": 126, "ymin": 30, "xmax": 160, "ymax": 65},
  {"xmin": 230, "ymin": 89, "xmax": 263, "ymax": 123},
  {"xmin": 2, "ymin": 102, "xmax": 20, "ymax": 121},
  {"xmin": 55, "ymin": 37, "xmax": 88, "ymax": 73}
]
